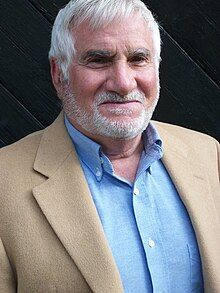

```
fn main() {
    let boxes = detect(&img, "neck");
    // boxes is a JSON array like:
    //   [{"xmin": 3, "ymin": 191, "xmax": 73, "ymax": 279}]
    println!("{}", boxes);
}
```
[
  {"xmin": 69, "ymin": 119, "xmax": 144, "ymax": 182},
  {"xmin": 100, "ymin": 135, "xmax": 143, "ymax": 159},
  {"xmin": 100, "ymin": 135, "xmax": 144, "ymax": 183},
  {"xmin": 95, "ymin": 133, "xmax": 144, "ymax": 183}
]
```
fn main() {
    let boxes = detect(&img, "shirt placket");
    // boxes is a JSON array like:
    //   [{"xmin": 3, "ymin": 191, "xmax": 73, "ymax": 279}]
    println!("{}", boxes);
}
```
[{"xmin": 132, "ymin": 172, "xmax": 170, "ymax": 293}]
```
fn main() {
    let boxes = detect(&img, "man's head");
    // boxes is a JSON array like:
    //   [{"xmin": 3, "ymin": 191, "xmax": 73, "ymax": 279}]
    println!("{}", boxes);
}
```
[{"xmin": 49, "ymin": 0, "xmax": 161, "ymax": 140}]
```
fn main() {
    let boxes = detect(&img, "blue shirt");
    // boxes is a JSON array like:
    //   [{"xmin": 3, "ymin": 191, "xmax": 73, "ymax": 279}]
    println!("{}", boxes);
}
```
[{"xmin": 65, "ymin": 117, "xmax": 204, "ymax": 293}]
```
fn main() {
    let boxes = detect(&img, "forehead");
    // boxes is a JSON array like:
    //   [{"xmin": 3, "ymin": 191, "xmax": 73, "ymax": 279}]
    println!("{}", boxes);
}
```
[{"xmin": 72, "ymin": 14, "xmax": 154, "ymax": 55}]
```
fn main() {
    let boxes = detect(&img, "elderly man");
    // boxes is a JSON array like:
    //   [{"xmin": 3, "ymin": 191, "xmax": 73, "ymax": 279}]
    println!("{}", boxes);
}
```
[{"xmin": 0, "ymin": 0, "xmax": 219, "ymax": 292}]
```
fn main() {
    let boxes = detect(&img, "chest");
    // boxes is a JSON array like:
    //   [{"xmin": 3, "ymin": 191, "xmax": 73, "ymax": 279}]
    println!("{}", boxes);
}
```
[{"xmin": 83, "ymin": 159, "xmax": 204, "ymax": 292}]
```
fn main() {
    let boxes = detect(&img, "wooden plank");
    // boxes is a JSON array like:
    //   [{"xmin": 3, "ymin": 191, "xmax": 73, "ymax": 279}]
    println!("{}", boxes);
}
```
[
  {"xmin": 0, "ymin": 0, "xmax": 52, "ymax": 69},
  {"xmin": 0, "ymin": 138, "xmax": 6, "ymax": 148},
  {"xmin": 144, "ymin": 0, "xmax": 220, "ymax": 86},
  {"xmin": 153, "ymin": 29, "xmax": 220, "ymax": 140},
  {"xmin": 28, "ymin": 0, "xmax": 67, "ymax": 22},
  {"xmin": 0, "ymin": 84, "xmax": 44, "ymax": 146},
  {"xmin": 0, "ymin": 28, "xmax": 61, "ymax": 126}
]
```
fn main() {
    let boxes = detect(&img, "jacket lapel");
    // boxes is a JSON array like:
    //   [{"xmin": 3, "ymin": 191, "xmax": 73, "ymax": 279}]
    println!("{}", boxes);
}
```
[
  {"xmin": 155, "ymin": 122, "xmax": 220, "ymax": 292},
  {"xmin": 32, "ymin": 113, "xmax": 123, "ymax": 293}
]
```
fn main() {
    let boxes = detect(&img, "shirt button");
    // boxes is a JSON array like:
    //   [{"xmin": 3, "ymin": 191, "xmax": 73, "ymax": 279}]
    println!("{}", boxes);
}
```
[
  {"xmin": 96, "ymin": 168, "xmax": 102, "ymax": 177},
  {"xmin": 133, "ymin": 188, "xmax": 140, "ymax": 196},
  {"xmin": 148, "ymin": 239, "xmax": 155, "ymax": 248}
]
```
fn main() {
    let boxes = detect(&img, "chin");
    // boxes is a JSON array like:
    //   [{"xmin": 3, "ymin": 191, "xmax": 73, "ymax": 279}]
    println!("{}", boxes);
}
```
[{"xmin": 81, "ymin": 113, "xmax": 152, "ymax": 140}]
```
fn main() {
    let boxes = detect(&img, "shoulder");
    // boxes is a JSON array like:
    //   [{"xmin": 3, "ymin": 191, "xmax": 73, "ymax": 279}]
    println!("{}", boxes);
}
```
[
  {"xmin": 152, "ymin": 121, "xmax": 220, "ymax": 214},
  {"xmin": 152, "ymin": 121, "xmax": 219, "ymax": 178},
  {"xmin": 152, "ymin": 120, "xmax": 219, "ymax": 150},
  {"xmin": 0, "ymin": 129, "xmax": 44, "ymax": 178},
  {"xmin": 0, "ymin": 129, "xmax": 47, "ymax": 219}
]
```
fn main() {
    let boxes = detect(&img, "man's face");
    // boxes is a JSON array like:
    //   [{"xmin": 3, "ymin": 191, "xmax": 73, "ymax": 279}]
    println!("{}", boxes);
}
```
[{"xmin": 58, "ymin": 14, "xmax": 160, "ymax": 140}]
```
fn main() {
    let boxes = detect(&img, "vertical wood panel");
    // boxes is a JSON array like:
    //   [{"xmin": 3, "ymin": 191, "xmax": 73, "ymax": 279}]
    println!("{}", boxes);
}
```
[
  {"xmin": 0, "ymin": 85, "xmax": 44, "ymax": 144},
  {"xmin": 144, "ymin": 0, "xmax": 220, "ymax": 86},
  {"xmin": 153, "ymin": 29, "xmax": 220, "ymax": 139}
]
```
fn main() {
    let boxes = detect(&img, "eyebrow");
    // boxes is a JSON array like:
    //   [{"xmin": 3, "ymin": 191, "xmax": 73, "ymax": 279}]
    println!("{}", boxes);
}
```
[
  {"xmin": 79, "ymin": 47, "xmax": 152, "ymax": 63},
  {"xmin": 79, "ymin": 50, "xmax": 116, "ymax": 62},
  {"xmin": 129, "ymin": 48, "xmax": 151, "ymax": 57}
]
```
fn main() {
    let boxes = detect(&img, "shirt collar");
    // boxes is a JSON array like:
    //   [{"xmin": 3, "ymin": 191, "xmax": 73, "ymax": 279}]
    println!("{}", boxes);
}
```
[
  {"xmin": 65, "ymin": 116, "xmax": 104, "ymax": 180},
  {"xmin": 65, "ymin": 116, "xmax": 163, "ymax": 180},
  {"xmin": 144, "ymin": 122, "xmax": 163, "ymax": 150},
  {"xmin": 139, "ymin": 122, "xmax": 163, "ymax": 176}
]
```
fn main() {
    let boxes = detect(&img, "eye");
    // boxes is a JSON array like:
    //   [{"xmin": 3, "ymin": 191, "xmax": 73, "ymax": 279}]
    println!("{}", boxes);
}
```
[
  {"xmin": 129, "ymin": 54, "xmax": 151, "ymax": 66},
  {"xmin": 86, "ymin": 57, "xmax": 112, "ymax": 68},
  {"xmin": 90, "ymin": 58, "xmax": 108, "ymax": 63}
]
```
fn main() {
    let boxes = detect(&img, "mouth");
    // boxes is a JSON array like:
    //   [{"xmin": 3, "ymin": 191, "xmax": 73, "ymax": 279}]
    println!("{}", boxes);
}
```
[
  {"xmin": 100, "ymin": 100, "xmax": 141, "ymax": 105},
  {"xmin": 98, "ymin": 100, "xmax": 143, "ymax": 114}
]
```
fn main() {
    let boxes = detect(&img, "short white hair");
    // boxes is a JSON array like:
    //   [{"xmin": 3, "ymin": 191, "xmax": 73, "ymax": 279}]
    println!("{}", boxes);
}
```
[{"xmin": 49, "ymin": 0, "xmax": 161, "ymax": 81}]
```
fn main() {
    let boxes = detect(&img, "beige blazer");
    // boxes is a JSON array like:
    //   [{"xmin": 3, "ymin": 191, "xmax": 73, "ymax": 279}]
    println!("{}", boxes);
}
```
[{"xmin": 0, "ymin": 112, "xmax": 219, "ymax": 293}]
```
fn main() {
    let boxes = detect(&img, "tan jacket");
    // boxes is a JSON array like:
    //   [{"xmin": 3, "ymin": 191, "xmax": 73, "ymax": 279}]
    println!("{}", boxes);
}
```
[{"xmin": 0, "ymin": 112, "xmax": 219, "ymax": 293}]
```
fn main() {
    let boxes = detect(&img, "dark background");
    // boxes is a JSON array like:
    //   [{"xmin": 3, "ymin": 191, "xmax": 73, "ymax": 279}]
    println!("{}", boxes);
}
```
[{"xmin": 0, "ymin": 0, "xmax": 219, "ymax": 147}]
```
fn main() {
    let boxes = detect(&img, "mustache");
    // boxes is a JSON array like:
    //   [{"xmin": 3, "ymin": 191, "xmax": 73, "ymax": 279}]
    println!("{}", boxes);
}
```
[{"xmin": 95, "ymin": 90, "xmax": 146, "ymax": 105}]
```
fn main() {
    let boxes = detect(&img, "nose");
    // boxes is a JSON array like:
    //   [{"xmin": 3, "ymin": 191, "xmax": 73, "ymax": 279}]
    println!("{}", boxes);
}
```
[{"xmin": 105, "ymin": 61, "xmax": 137, "ymax": 96}]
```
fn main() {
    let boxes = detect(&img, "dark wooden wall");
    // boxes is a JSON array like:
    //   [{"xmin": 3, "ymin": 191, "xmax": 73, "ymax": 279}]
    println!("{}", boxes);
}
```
[{"xmin": 0, "ymin": 0, "xmax": 219, "ymax": 147}]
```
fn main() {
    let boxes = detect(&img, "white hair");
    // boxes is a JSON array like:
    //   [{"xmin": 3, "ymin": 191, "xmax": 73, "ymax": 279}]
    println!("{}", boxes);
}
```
[{"xmin": 49, "ymin": 0, "xmax": 161, "ymax": 81}]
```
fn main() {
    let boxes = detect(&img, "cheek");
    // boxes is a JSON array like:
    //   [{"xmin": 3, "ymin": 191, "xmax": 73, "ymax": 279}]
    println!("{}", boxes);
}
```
[
  {"xmin": 71, "ymin": 71, "xmax": 105, "ymax": 101},
  {"xmin": 140, "ymin": 73, "xmax": 159, "ymax": 97}
]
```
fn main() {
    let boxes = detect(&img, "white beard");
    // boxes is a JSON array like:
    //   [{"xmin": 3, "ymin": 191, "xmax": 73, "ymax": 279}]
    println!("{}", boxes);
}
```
[{"xmin": 59, "ymin": 87, "xmax": 159, "ymax": 139}]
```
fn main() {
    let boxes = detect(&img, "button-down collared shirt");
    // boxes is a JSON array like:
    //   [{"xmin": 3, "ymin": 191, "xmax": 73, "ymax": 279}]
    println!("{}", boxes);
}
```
[{"xmin": 65, "ymin": 117, "xmax": 203, "ymax": 292}]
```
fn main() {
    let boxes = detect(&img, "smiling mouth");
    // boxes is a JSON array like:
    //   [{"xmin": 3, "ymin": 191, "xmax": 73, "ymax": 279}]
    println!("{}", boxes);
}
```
[{"xmin": 98, "ymin": 101, "xmax": 143, "ymax": 114}]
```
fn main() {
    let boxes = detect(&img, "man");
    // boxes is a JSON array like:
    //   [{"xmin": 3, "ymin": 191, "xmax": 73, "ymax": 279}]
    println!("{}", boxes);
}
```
[{"xmin": 0, "ymin": 0, "xmax": 219, "ymax": 292}]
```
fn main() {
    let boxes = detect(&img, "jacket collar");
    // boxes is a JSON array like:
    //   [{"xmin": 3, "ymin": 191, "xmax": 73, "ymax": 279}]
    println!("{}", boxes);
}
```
[{"xmin": 33, "ymin": 112, "xmax": 124, "ymax": 293}]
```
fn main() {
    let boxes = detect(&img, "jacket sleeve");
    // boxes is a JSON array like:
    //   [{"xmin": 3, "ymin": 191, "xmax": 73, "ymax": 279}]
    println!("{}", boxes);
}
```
[{"xmin": 0, "ymin": 238, "xmax": 16, "ymax": 292}]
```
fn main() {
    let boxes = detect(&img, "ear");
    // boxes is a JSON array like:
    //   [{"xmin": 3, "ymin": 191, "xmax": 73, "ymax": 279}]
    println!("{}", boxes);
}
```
[{"xmin": 50, "ymin": 58, "xmax": 62, "ymax": 91}]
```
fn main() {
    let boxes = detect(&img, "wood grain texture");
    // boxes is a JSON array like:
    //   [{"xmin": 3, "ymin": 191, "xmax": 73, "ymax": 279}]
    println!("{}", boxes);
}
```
[
  {"xmin": 153, "ymin": 29, "xmax": 220, "ymax": 139},
  {"xmin": 144, "ymin": 0, "xmax": 220, "ymax": 86},
  {"xmin": 0, "ymin": 0, "xmax": 61, "ymax": 128},
  {"xmin": 0, "ymin": 84, "xmax": 44, "ymax": 145},
  {"xmin": 28, "ymin": 0, "xmax": 66, "ymax": 22},
  {"xmin": 0, "ymin": 138, "xmax": 6, "ymax": 148},
  {"xmin": 0, "ymin": 29, "xmax": 61, "ymax": 125}
]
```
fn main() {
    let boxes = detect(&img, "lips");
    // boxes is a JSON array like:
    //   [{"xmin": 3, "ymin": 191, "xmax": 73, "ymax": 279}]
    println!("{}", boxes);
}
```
[
  {"xmin": 100, "ymin": 100, "xmax": 140, "ymax": 105},
  {"xmin": 98, "ymin": 101, "xmax": 142, "ymax": 113}
]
